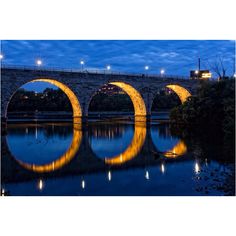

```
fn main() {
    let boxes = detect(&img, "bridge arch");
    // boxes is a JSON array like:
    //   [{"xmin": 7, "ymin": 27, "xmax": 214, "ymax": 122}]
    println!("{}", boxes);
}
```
[
  {"xmin": 165, "ymin": 84, "xmax": 191, "ymax": 104},
  {"xmin": 5, "ymin": 78, "xmax": 82, "ymax": 118},
  {"xmin": 86, "ymin": 81, "xmax": 147, "ymax": 117}
]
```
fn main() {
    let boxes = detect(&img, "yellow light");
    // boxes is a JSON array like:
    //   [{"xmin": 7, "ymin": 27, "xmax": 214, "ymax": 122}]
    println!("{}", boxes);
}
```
[
  {"xmin": 105, "ymin": 119, "xmax": 146, "ymax": 165},
  {"xmin": 17, "ymin": 121, "xmax": 82, "ymax": 173},
  {"xmin": 163, "ymin": 140, "xmax": 187, "ymax": 158},
  {"xmin": 166, "ymin": 85, "xmax": 191, "ymax": 104},
  {"xmin": 30, "ymin": 79, "xmax": 82, "ymax": 117},
  {"xmin": 201, "ymin": 73, "xmax": 212, "ymax": 78},
  {"xmin": 109, "ymin": 82, "xmax": 146, "ymax": 116}
]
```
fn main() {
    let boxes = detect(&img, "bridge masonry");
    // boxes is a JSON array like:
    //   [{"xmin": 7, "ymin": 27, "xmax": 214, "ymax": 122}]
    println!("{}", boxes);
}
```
[{"xmin": 1, "ymin": 67, "xmax": 201, "ymax": 120}]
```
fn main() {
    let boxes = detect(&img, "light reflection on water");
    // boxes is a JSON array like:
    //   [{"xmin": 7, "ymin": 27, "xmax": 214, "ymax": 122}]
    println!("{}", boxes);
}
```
[{"xmin": 2, "ymin": 120, "xmax": 234, "ymax": 196}]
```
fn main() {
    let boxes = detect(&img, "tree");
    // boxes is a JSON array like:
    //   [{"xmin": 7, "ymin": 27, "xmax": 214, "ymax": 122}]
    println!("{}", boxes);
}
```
[{"xmin": 207, "ymin": 56, "xmax": 228, "ymax": 80}]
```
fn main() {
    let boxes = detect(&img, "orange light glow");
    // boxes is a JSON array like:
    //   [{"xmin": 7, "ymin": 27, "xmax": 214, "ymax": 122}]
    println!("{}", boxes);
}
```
[
  {"xmin": 17, "ymin": 121, "xmax": 82, "ymax": 173},
  {"xmin": 105, "ymin": 118, "xmax": 146, "ymax": 165},
  {"xmin": 166, "ymin": 84, "xmax": 191, "ymax": 103},
  {"xmin": 163, "ymin": 140, "xmax": 187, "ymax": 158}
]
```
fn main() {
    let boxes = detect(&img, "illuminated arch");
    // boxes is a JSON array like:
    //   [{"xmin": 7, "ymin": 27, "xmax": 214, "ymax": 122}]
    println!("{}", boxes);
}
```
[
  {"xmin": 166, "ymin": 84, "xmax": 191, "ymax": 103},
  {"xmin": 163, "ymin": 140, "xmax": 187, "ymax": 158},
  {"xmin": 11, "ymin": 121, "xmax": 82, "ymax": 173},
  {"xmin": 88, "ymin": 82, "xmax": 146, "ymax": 116},
  {"xmin": 105, "ymin": 117, "xmax": 146, "ymax": 165},
  {"xmin": 6, "ymin": 78, "xmax": 82, "ymax": 118}
]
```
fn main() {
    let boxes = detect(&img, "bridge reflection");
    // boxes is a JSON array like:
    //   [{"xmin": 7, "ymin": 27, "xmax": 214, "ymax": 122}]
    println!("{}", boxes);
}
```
[
  {"xmin": 3, "ymin": 120, "xmax": 188, "ymax": 182},
  {"xmin": 15, "ymin": 121, "xmax": 82, "ymax": 173}
]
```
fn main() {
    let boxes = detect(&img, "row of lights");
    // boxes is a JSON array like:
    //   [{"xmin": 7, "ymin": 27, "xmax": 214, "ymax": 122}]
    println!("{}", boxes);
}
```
[{"xmin": 1, "ymin": 54, "xmax": 166, "ymax": 74}]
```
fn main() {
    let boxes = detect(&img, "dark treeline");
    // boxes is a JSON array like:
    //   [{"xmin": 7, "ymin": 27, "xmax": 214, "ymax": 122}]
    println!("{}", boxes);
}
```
[
  {"xmin": 170, "ymin": 79, "xmax": 235, "ymax": 160},
  {"xmin": 8, "ymin": 88, "xmax": 72, "ymax": 112},
  {"xmin": 8, "ymin": 88, "xmax": 181, "ymax": 113}
]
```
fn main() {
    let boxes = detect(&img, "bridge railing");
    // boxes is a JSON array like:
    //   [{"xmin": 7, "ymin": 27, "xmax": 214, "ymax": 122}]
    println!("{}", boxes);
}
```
[{"xmin": 1, "ymin": 64, "xmax": 190, "ymax": 80}]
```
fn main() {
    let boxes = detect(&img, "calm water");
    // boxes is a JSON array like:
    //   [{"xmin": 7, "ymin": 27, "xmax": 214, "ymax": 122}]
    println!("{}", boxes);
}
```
[{"xmin": 1, "ymin": 119, "xmax": 235, "ymax": 196}]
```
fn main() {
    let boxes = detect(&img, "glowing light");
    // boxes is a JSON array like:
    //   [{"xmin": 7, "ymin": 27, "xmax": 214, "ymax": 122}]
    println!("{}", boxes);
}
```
[
  {"xmin": 195, "ymin": 70, "xmax": 199, "ymax": 74},
  {"xmin": 163, "ymin": 140, "xmax": 187, "ymax": 158},
  {"xmin": 1, "ymin": 188, "xmax": 5, "ymax": 196},
  {"xmin": 17, "ymin": 121, "xmax": 82, "ymax": 173},
  {"xmin": 82, "ymin": 180, "xmax": 86, "ymax": 189},
  {"xmin": 29, "ymin": 79, "xmax": 82, "ymax": 117},
  {"xmin": 105, "ymin": 119, "xmax": 146, "ymax": 165},
  {"xmin": 109, "ymin": 82, "xmax": 146, "ymax": 116},
  {"xmin": 166, "ymin": 84, "xmax": 191, "ymax": 104},
  {"xmin": 145, "ymin": 170, "xmax": 150, "ymax": 180},
  {"xmin": 202, "ymin": 72, "xmax": 212, "ymax": 79},
  {"xmin": 108, "ymin": 171, "xmax": 112, "ymax": 181},
  {"xmin": 194, "ymin": 162, "xmax": 200, "ymax": 174},
  {"xmin": 234, "ymin": 73, "xmax": 236, "ymax": 78},
  {"xmin": 38, "ymin": 179, "xmax": 44, "ymax": 191},
  {"xmin": 80, "ymin": 60, "xmax": 85, "ymax": 65},
  {"xmin": 145, "ymin": 65, "xmax": 149, "ymax": 70},
  {"xmin": 160, "ymin": 69, "xmax": 165, "ymax": 75},
  {"xmin": 0, "ymin": 54, "xmax": 3, "ymax": 60},
  {"xmin": 36, "ymin": 59, "xmax": 42, "ymax": 66},
  {"xmin": 161, "ymin": 163, "xmax": 165, "ymax": 174},
  {"xmin": 106, "ymin": 65, "xmax": 111, "ymax": 70}
]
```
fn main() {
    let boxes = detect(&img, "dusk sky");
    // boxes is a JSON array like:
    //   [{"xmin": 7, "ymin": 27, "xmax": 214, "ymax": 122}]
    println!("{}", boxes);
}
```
[{"xmin": 1, "ymin": 40, "xmax": 235, "ymax": 92}]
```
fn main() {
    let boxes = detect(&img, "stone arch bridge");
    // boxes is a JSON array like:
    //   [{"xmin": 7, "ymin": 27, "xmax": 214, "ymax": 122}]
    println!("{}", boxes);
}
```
[{"xmin": 1, "ymin": 67, "xmax": 200, "ymax": 119}]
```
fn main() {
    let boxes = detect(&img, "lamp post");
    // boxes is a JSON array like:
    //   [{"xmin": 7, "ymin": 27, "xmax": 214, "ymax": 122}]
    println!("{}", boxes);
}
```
[
  {"xmin": 160, "ymin": 69, "xmax": 165, "ymax": 77},
  {"xmin": 145, "ymin": 65, "xmax": 149, "ymax": 76},
  {"xmin": 195, "ymin": 70, "xmax": 199, "ymax": 79},
  {"xmin": 36, "ymin": 59, "xmax": 42, "ymax": 67},
  {"xmin": 80, "ymin": 60, "xmax": 85, "ymax": 70}
]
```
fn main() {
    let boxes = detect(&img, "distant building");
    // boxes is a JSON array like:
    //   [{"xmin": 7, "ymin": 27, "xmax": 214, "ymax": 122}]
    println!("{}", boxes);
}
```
[
  {"xmin": 97, "ymin": 84, "xmax": 125, "ymax": 95},
  {"xmin": 190, "ymin": 70, "xmax": 212, "ymax": 80}
]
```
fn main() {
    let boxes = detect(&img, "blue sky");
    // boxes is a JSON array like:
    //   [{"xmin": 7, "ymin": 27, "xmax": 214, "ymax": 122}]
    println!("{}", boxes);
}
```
[{"xmin": 1, "ymin": 40, "xmax": 235, "ymax": 92}]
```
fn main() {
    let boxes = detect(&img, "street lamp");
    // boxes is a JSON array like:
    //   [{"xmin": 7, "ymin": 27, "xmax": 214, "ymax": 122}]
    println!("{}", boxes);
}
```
[
  {"xmin": 106, "ymin": 65, "xmax": 111, "ymax": 71},
  {"xmin": 234, "ymin": 73, "xmax": 236, "ymax": 78},
  {"xmin": 160, "ymin": 69, "xmax": 165, "ymax": 76},
  {"xmin": 80, "ymin": 60, "xmax": 85, "ymax": 70},
  {"xmin": 145, "ymin": 65, "xmax": 149, "ymax": 70},
  {"xmin": 0, "ymin": 53, "xmax": 3, "ymax": 60},
  {"xmin": 36, "ymin": 59, "xmax": 42, "ymax": 66}
]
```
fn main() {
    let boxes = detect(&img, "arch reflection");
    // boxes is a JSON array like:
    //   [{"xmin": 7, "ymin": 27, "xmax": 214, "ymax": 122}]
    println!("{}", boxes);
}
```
[
  {"xmin": 16, "ymin": 121, "xmax": 82, "ymax": 173},
  {"xmin": 163, "ymin": 140, "xmax": 187, "ymax": 158},
  {"xmin": 105, "ymin": 117, "xmax": 146, "ymax": 165}
]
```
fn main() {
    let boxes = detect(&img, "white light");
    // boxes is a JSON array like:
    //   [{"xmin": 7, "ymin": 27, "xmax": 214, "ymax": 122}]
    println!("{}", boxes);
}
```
[
  {"xmin": 82, "ymin": 180, "xmax": 85, "ymax": 189},
  {"xmin": 195, "ymin": 70, "xmax": 199, "ymax": 74},
  {"xmin": 234, "ymin": 73, "xmax": 236, "ymax": 78},
  {"xmin": 38, "ymin": 179, "xmax": 44, "ymax": 191},
  {"xmin": 194, "ymin": 162, "xmax": 200, "ymax": 174},
  {"xmin": 36, "ymin": 59, "xmax": 42, "ymax": 66},
  {"xmin": 160, "ymin": 69, "xmax": 165, "ymax": 75},
  {"xmin": 108, "ymin": 171, "xmax": 112, "ymax": 181},
  {"xmin": 145, "ymin": 170, "xmax": 149, "ymax": 180},
  {"xmin": 161, "ymin": 163, "xmax": 165, "ymax": 174},
  {"xmin": 0, "ymin": 54, "xmax": 3, "ymax": 60},
  {"xmin": 80, "ymin": 60, "xmax": 85, "ymax": 65},
  {"xmin": 106, "ymin": 65, "xmax": 111, "ymax": 70},
  {"xmin": 145, "ymin": 65, "xmax": 149, "ymax": 70},
  {"xmin": 2, "ymin": 188, "xmax": 5, "ymax": 195}
]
